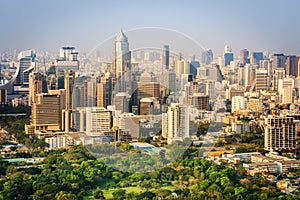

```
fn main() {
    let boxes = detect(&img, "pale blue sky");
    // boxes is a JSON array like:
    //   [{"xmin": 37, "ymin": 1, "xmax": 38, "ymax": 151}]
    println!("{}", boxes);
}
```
[{"xmin": 1, "ymin": 0, "xmax": 300, "ymax": 56}]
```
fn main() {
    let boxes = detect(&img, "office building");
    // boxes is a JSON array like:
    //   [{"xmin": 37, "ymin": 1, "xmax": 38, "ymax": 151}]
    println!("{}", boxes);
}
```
[
  {"xmin": 278, "ymin": 77, "xmax": 294, "ymax": 104},
  {"xmin": 273, "ymin": 54, "xmax": 286, "ymax": 69},
  {"xmin": 62, "ymin": 70, "xmax": 75, "ymax": 133},
  {"xmin": 162, "ymin": 45, "xmax": 170, "ymax": 69},
  {"xmin": 28, "ymin": 72, "xmax": 43, "ymax": 106},
  {"xmin": 256, "ymin": 68, "xmax": 268, "ymax": 91},
  {"xmin": 97, "ymin": 75, "xmax": 113, "ymax": 108},
  {"xmin": 55, "ymin": 47, "xmax": 79, "ymax": 89},
  {"xmin": 114, "ymin": 30, "xmax": 131, "ymax": 80},
  {"xmin": 15, "ymin": 50, "xmax": 36, "ymax": 86},
  {"xmin": 166, "ymin": 70, "xmax": 177, "ymax": 94},
  {"xmin": 285, "ymin": 56, "xmax": 299, "ymax": 77},
  {"xmin": 201, "ymin": 48, "xmax": 213, "ymax": 65},
  {"xmin": 190, "ymin": 60, "xmax": 200, "ymax": 78},
  {"xmin": 139, "ymin": 97, "xmax": 160, "ymax": 115},
  {"xmin": 133, "ymin": 72, "xmax": 160, "ymax": 105},
  {"xmin": 86, "ymin": 75, "xmax": 97, "ymax": 107},
  {"xmin": 27, "ymin": 92, "xmax": 63, "ymax": 134},
  {"xmin": 223, "ymin": 45, "xmax": 234, "ymax": 66},
  {"xmin": 85, "ymin": 107, "xmax": 112, "ymax": 136},
  {"xmin": 250, "ymin": 52, "xmax": 263, "ymax": 66},
  {"xmin": 175, "ymin": 57, "xmax": 190, "ymax": 75},
  {"xmin": 273, "ymin": 68, "xmax": 285, "ymax": 91},
  {"xmin": 240, "ymin": 49, "xmax": 249, "ymax": 65},
  {"xmin": 188, "ymin": 93, "xmax": 209, "ymax": 110}
]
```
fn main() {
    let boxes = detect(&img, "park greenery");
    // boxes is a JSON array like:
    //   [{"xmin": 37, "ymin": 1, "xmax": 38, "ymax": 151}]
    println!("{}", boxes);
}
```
[
  {"xmin": 0, "ymin": 116, "xmax": 299, "ymax": 199},
  {"xmin": 0, "ymin": 144, "xmax": 299, "ymax": 200}
]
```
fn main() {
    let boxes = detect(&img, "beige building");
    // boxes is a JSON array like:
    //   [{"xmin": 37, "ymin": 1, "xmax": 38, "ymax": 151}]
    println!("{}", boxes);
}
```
[
  {"xmin": 26, "ymin": 91, "xmax": 65, "ymax": 134},
  {"xmin": 264, "ymin": 115, "xmax": 298, "ymax": 151}
]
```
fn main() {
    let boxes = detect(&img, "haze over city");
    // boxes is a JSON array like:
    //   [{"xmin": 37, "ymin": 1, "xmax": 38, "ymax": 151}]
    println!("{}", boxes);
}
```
[
  {"xmin": 1, "ymin": 0, "xmax": 300, "ymax": 55},
  {"xmin": 1, "ymin": 1, "xmax": 300, "ymax": 199}
]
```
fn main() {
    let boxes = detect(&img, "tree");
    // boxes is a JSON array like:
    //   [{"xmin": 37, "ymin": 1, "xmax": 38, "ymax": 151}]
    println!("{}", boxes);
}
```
[
  {"xmin": 137, "ymin": 191, "xmax": 156, "ymax": 200},
  {"xmin": 55, "ymin": 191, "xmax": 77, "ymax": 200},
  {"xmin": 234, "ymin": 146, "xmax": 250, "ymax": 153},
  {"xmin": 93, "ymin": 189, "xmax": 105, "ymax": 199},
  {"xmin": 112, "ymin": 189, "xmax": 126, "ymax": 200}
]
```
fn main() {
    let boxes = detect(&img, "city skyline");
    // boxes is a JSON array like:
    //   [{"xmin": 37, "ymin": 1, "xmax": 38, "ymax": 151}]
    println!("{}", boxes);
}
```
[{"xmin": 1, "ymin": 0, "xmax": 300, "ymax": 56}]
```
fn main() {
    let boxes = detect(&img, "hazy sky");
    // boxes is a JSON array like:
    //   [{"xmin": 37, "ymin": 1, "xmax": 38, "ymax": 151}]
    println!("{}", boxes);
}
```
[{"xmin": 1, "ymin": 0, "xmax": 300, "ymax": 56}]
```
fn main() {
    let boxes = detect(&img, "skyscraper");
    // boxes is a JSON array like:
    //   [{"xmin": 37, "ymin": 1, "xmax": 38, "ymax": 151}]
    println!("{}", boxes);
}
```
[
  {"xmin": 55, "ymin": 47, "xmax": 79, "ymax": 89},
  {"xmin": 250, "ymin": 52, "xmax": 264, "ymax": 66},
  {"xmin": 278, "ymin": 77, "xmax": 294, "ymax": 104},
  {"xmin": 28, "ymin": 71, "xmax": 43, "ymax": 106},
  {"xmin": 201, "ymin": 48, "xmax": 213, "ymax": 65},
  {"xmin": 285, "ymin": 55, "xmax": 299, "ymax": 77},
  {"xmin": 190, "ymin": 60, "xmax": 200, "ymax": 78},
  {"xmin": 97, "ymin": 75, "xmax": 113, "ymax": 108},
  {"xmin": 175, "ymin": 57, "xmax": 190, "ymax": 75},
  {"xmin": 273, "ymin": 54, "xmax": 286, "ymax": 69},
  {"xmin": 264, "ymin": 115, "xmax": 297, "ymax": 151},
  {"xmin": 133, "ymin": 72, "xmax": 160, "ymax": 105},
  {"xmin": 167, "ymin": 70, "xmax": 177, "ymax": 94},
  {"xmin": 162, "ymin": 103, "xmax": 190, "ymax": 143},
  {"xmin": 114, "ymin": 30, "xmax": 131, "ymax": 80},
  {"xmin": 223, "ymin": 45, "xmax": 234, "ymax": 66},
  {"xmin": 62, "ymin": 70, "xmax": 75, "ymax": 133},
  {"xmin": 162, "ymin": 45, "xmax": 170, "ymax": 69},
  {"xmin": 86, "ymin": 75, "xmax": 97, "ymax": 107},
  {"xmin": 256, "ymin": 68, "xmax": 268, "ymax": 91},
  {"xmin": 239, "ymin": 49, "xmax": 249, "ymax": 65},
  {"xmin": 16, "ymin": 50, "xmax": 36, "ymax": 86},
  {"xmin": 273, "ymin": 68, "xmax": 285, "ymax": 91}
]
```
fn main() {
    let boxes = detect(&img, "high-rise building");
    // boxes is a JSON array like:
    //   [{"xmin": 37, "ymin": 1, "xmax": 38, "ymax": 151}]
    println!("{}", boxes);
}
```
[
  {"xmin": 55, "ymin": 47, "xmax": 79, "ymax": 89},
  {"xmin": 86, "ymin": 75, "xmax": 97, "ymax": 107},
  {"xmin": 62, "ymin": 70, "xmax": 75, "ymax": 133},
  {"xmin": 273, "ymin": 68, "xmax": 285, "ymax": 91},
  {"xmin": 166, "ymin": 70, "xmax": 177, "ymax": 94},
  {"xmin": 16, "ymin": 50, "xmax": 36, "ymax": 86},
  {"xmin": 250, "ymin": 52, "xmax": 264, "ymax": 66},
  {"xmin": 231, "ymin": 96, "xmax": 248, "ymax": 113},
  {"xmin": 162, "ymin": 45, "xmax": 170, "ymax": 69},
  {"xmin": 255, "ymin": 68, "xmax": 268, "ymax": 91},
  {"xmin": 278, "ymin": 77, "xmax": 294, "ymax": 104},
  {"xmin": 133, "ymin": 72, "xmax": 160, "ymax": 105},
  {"xmin": 237, "ymin": 65, "xmax": 245, "ymax": 86},
  {"xmin": 285, "ymin": 56, "xmax": 299, "ymax": 77},
  {"xmin": 273, "ymin": 54, "xmax": 286, "ymax": 69},
  {"xmin": 28, "ymin": 92, "xmax": 63, "ymax": 134},
  {"xmin": 175, "ymin": 57, "xmax": 190, "ymax": 75},
  {"xmin": 223, "ymin": 45, "xmax": 234, "ymax": 66},
  {"xmin": 201, "ymin": 49, "xmax": 213, "ymax": 65},
  {"xmin": 264, "ymin": 115, "xmax": 298, "ymax": 151},
  {"xmin": 188, "ymin": 93, "xmax": 209, "ymax": 110},
  {"xmin": 28, "ymin": 72, "xmax": 43, "ymax": 106},
  {"xmin": 114, "ymin": 30, "xmax": 131, "ymax": 80},
  {"xmin": 239, "ymin": 49, "xmax": 249, "ymax": 65},
  {"xmin": 85, "ymin": 107, "xmax": 112, "ymax": 136},
  {"xmin": 97, "ymin": 75, "xmax": 113, "ymax": 108},
  {"xmin": 162, "ymin": 103, "xmax": 189, "ymax": 143},
  {"xmin": 244, "ymin": 64, "xmax": 256, "ymax": 88},
  {"xmin": 190, "ymin": 61, "xmax": 200, "ymax": 78}
]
